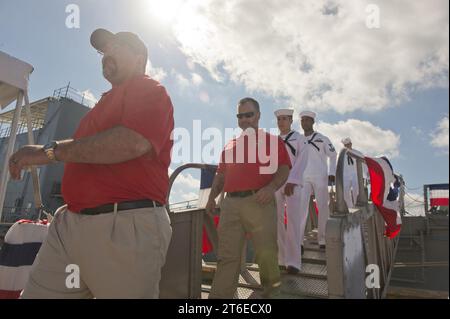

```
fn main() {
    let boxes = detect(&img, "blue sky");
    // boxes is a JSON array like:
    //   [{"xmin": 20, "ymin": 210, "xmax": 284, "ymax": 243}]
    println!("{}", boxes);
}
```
[{"xmin": 0, "ymin": 0, "xmax": 448, "ymax": 211}]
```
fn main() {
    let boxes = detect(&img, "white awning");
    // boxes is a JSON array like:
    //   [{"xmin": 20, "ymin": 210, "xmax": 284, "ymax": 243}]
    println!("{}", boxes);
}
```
[
  {"xmin": 0, "ymin": 51, "xmax": 38, "ymax": 222},
  {"xmin": 0, "ymin": 51, "xmax": 34, "ymax": 109}
]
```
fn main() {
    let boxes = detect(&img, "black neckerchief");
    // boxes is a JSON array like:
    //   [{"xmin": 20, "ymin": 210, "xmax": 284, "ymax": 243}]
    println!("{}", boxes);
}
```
[
  {"xmin": 283, "ymin": 131, "xmax": 296, "ymax": 156},
  {"xmin": 307, "ymin": 132, "xmax": 320, "ymax": 152},
  {"xmin": 347, "ymin": 154, "xmax": 354, "ymax": 165}
]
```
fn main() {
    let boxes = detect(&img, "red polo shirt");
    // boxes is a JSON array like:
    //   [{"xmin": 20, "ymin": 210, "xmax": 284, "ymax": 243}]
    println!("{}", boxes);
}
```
[
  {"xmin": 62, "ymin": 75, "xmax": 174, "ymax": 212},
  {"xmin": 217, "ymin": 129, "xmax": 291, "ymax": 192}
]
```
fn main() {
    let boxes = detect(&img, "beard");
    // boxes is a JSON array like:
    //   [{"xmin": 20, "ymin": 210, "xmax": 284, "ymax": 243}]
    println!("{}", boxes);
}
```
[{"xmin": 102, "ymin": 56, "xmax": 118, "ymax": 80}]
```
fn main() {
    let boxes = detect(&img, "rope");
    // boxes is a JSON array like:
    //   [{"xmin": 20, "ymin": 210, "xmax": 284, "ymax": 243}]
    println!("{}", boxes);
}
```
[{"xmin": 405, "ymin": 193, "xmax": 425, "ymax": 204}]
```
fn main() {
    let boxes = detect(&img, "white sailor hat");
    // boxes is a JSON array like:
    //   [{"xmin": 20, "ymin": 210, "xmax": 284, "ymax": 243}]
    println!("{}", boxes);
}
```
[
  {"xmin": 299, "ymin": 110, "xmax": 316, "ymax": 120},
  {"xmin": 341, "ymin": 137, "xmax": 352, "ymax": 145},
  {"xmin": 274, "ymin": 108, "xmax": 294, "ymax": 117}
]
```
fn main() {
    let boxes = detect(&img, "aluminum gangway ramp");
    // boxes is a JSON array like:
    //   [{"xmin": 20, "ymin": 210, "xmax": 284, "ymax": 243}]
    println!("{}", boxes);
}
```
[
  {"xmin": 169, "ymin": 151, "xmax": 402, "ymax": 299},
  {"xmin": 201, "ymin": 230, "xmax": 329, "ymax": 299}
]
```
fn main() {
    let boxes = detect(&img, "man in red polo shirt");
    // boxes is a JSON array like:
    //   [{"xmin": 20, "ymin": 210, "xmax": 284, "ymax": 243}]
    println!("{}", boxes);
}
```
[
  {"xmin": 8, "ymin": 29, "xmax": 174, "ymax": 298},
  {"xmin": 205, "ymin": 97, "xmax": 291, "ymax": 299}
]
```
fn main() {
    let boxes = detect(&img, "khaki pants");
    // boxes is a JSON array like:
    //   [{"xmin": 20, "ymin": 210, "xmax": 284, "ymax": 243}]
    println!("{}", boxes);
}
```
[
  {"xmin": 209, "ymin": 195, "xmax": 280, "ymax": 299},
  {"xmin": 21, "ymin": 204, "xmax": 172, "ymax": 299}
]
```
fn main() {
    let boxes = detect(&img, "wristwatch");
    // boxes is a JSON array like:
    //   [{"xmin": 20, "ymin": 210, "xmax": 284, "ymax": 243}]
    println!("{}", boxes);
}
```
[{"xmin": 43, "ymin": 141, "xmax": 59, "ymax": 162}]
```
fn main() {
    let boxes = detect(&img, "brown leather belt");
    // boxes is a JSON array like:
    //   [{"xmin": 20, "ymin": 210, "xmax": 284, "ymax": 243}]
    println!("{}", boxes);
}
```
[
  {"xmin": 79, "ymin": 199, "xmax": 163, "ymax": 215},
  {"xmin": 227, "ymin": 189, "xmax": 259, "ymax": 198}
]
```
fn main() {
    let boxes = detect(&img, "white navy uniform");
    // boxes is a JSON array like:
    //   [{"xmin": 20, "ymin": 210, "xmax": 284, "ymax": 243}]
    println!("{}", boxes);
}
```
[
  {"xmin": 343, "ymin": 148, "xmax": 367, "ymax": 208},
  {"xmin": 289, "ymin": 131, "xmax": 337, "ymax": 247},
  {"xmin": 275, "ymin": 129, "xmax": 302, "ymax": 269}
]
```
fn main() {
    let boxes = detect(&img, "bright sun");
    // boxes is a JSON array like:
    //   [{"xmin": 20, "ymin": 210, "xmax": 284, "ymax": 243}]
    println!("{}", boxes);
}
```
[
  {"xmin": 145, "ymin": 0, "xmax": 206, "ymax": 49},
  {"xmin": 146, "ymin": 0, "xmax": 185, "ymax": 23}
]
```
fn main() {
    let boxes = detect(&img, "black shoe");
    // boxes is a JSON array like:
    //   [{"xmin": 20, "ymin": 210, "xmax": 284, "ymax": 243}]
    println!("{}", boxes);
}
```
[
  {"xmin": 319, "ymin": 244, "xmax": 326, "ymax": 250},
  {"xmin": 286, "ymin": 266, "xmax": 300, "ymax": 275}
]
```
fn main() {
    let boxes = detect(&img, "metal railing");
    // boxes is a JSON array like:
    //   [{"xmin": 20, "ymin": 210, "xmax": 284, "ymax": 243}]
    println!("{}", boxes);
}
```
[
  {"xmin": 0, "ymin": 206, "xmax": 37, "ymax": 223},
  {"xmin": 167, "ymin": 163, "xmax": 219, "ymax": 251},
  {"xmin": 170, "ymin": 199, "xmax": 199, "ymax": 212},
  {"xmin": 0, "ymin": 119, "xmax": 44, "ymax": 139},
  {"xmin": 53, "ymin": 83, "xmax": 97, "ymax": 107},
  {"xmin": 326, "ymin": 148, "xmax": 402, "ymax": 298},
  {"xmin": 166, "ymin": 163, "xmax": 218, "ymax": 212},
  {"xmin": 163, "ymin": 163, "xmax": 218, "ymax": 298},
  {"xmin": 168, "ymin": 157, "xmax": 404, "ymax": 299}
]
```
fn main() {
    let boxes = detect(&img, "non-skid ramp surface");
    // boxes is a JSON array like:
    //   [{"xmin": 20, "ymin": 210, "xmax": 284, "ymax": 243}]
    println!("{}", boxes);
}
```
[{"xmin": 201, "ymin": 231, "xmax": 329, "ymax": 299}]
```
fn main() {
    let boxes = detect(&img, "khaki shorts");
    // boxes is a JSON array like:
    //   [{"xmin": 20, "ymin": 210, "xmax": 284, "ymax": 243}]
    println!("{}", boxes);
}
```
[{"xmin": 21, "ymin": 204, "xmax": 172, "ymax": 299}]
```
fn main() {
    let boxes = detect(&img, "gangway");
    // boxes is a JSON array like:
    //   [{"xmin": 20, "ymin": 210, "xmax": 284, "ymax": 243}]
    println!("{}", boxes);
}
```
[{"xmin": 165, "ymin": 149, "xmax": 403, "ymax": 299}]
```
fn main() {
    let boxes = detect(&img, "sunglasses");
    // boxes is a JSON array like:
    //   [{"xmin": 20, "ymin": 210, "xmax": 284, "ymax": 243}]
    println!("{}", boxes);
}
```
[{"xmin": 236, "ymin": 111, "xmax": 256, "ymax": 119}]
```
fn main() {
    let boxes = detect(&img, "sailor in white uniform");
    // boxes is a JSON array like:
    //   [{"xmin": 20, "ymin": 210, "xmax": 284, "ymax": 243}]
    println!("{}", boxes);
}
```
[
  {"xmin": 341, "ymin": 137, "xmax": 366, "ymax": 208},
  {"xmin": 289, "ymin": 111, "xmax": 337, "ymax": 250},
  {"xmin": 274, "ymin": 108, "xmax": 303, "ymax": 274}
]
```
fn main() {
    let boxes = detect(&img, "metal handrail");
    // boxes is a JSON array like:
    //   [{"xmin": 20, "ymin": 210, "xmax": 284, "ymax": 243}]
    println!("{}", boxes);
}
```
[
  {"xmin": 329, "ymin": 148, "xmax": 404, "ymax": 298},
  {"xmin": 170, "ymin": 199, "xmax": 199, "ymax": 211},
  {"xmin": 166, "ymin": 163, "xmax": 219, "ymax": 254},
  {"xmin": 335, "ymin": 148, "xmax": 370, "ymax": 214},
  {"xmin": 52, "ymin": 83, "xmax": 96, "ymax": 107},
  {"xmin": 166, "ymin": 163, "xmax": 218, "ymax": 212},
  {"xmin": 335, "ymin": 149, "xmax": 350, "ymax": 215}
]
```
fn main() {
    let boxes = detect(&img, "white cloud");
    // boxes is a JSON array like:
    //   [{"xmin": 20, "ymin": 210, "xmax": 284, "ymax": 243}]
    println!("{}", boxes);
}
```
[
  {"xmin": 181, "ymin": 192, "xmax": 199, "ymax": 201},
  {"xmin": 430, "ymin": 116, "xmax": 449, "ymax": 153},
  {"xmin": 177, "ymin": 172, "xmax": 200, "ymax": 189},
  {"xmin": 146, "ymin": 59, "xmax": 168, "ymax": 82},
  {"xmin": 172, "ymin": 69, "xmax": 190, "ymax": 88},
  {"xmin": 171, "ymin": 69, "xmax": 211, "ymax": 103},
  {"xmin": 80, "ymin": 90, "xmax": 98, "ymax": 107},
  {"xmin": 191, "ymin": 72, "xmax": 203, "ymax": 86},
  {"xmin": 186, "ymin": 59, "xmax": 196, "ymax": 71},
  {"xmin": 168, "ymin": 168, "xmax": 200, "ymax": 203},
  {"xmin": 316, "ymin": 119, "xmax": 401, "ymax": 158},
  {"xmin": 173, "ymin": 0, "xmax": 448, "ymax": 113},
  {"xmin": 172, "ymin": 70, "xmax": 204, "ymax": 88}
]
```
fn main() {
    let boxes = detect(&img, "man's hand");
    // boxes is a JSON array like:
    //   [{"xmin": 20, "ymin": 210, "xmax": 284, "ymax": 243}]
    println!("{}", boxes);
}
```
[
  {"xmin": 8, "ymin": 145, "xmax": 51, "ymax": 180},
  {"xmin": 205, "ymin": 198, "xmax": 217, "ymax": 217},
  {"xmin": 255, "ymin": 185, "xmax": 276, "ymax": 205},
  {"xmin": 284, "ymin": 183, "xmax": 297, "ymax": 196},
  {"xmin": 328, "ymin": 175, "xmax": 335, "ymax": 185}
]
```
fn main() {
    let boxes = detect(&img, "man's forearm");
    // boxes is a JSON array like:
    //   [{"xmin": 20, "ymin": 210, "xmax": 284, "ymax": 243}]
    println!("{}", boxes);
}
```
[
  {"xmin": 208, "ymin": 172, "xmax": 225, "ymax": 201},
  {"xmin": 55, "ymin": 126, "xmax": 152, "ymax": 164},
  {"xmin": 267, "ymin": 165, "xmax": 290, "ymax": 191}
]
